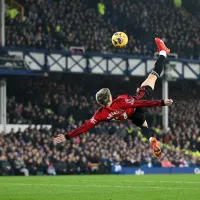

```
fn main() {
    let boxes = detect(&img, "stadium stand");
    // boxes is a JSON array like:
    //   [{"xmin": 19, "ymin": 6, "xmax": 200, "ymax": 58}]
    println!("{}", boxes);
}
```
[{"xmin": 5, "ymin": 0, "xmax": 200, "ymax": 58}]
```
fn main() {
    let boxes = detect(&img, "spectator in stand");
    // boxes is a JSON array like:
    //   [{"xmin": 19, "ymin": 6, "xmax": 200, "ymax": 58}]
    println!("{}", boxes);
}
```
[
  {"xmin": 78, "ymin": 156, "xmax": 89, "ymax": 174},
  {"xmin": 0, "ymin": 155, "xmax": 13, "ymax": 175},
  {"xmin": 13, "ymin": 155, "xmax": 29, "ymax": 176},
  {"xmin": 46, "ymin": 159, "xmax": 56, "ymax": 176}
]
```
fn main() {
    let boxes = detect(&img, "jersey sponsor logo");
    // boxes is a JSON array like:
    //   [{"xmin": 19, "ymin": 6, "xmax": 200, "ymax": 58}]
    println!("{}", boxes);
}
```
[
  {"xmin": 125, "ymin": 99, "xmax": 134, "ymax": 104},
  {"xmin": 107, "ymin": 110, "xmax": 121, "ymax": 119},
  {"xmin": 121, "ymin": 112, "xmax": 128, "ymax": 119},
  {"xmin": 90, "ymin": 117, "xmax": 97, "ymax": 124},
  {"xmin": 107, "ymin": 110, "xmax": 128, "ymax": 121}
]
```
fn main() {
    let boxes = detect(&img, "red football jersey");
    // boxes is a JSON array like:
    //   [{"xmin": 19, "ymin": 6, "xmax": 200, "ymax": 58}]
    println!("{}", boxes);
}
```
[{"xmin": 67, "ymin": 94, "xmax": 164, "ymax": 138}]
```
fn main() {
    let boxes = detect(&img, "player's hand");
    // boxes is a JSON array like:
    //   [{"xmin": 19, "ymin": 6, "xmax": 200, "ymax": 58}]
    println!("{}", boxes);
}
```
[
  {"xmin": 53, "ymin": 134, "xmax": 66, "ymax": 144},
  {"xmin": 164, "ymin": 99, "xmax": 173, "ymax": 106}
]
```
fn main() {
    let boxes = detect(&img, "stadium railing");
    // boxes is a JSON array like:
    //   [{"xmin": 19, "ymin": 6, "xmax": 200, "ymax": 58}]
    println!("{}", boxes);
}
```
[
  {"xmin": 2, "ymin": 47, "xmax": 200, "ymax": 79},
  {"xmin": 0, "ymin": 124, "xmax": 52, "ymax": 134}
]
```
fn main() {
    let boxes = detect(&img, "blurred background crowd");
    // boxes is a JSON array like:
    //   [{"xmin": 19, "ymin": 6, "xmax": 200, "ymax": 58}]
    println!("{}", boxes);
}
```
[
  {"xmin": 5, "ymin": 0, "xmax": 200, "ymax": 58},
  {"xmin": 0, "ymin": 74, "xmax": 199, "ymax": 175},
  {"xmin": 1, "ymin": 126, "xmax": 199, "ymax": 176}
]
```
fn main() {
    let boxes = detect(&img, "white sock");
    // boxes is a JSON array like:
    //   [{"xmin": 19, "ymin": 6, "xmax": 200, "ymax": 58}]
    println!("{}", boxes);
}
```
[{"xmin": 159, "ymin": 50, "xmax": 167, "ymax": 57}]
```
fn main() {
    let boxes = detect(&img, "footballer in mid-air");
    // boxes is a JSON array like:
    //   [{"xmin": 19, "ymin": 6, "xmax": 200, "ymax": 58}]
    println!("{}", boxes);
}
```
[{"xmin": 54, "ymin": 32, "xmax": 173, "ymax": 158}]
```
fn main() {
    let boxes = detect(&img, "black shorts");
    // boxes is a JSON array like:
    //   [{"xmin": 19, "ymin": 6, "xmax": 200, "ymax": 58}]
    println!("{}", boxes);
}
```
[{"xmin": 129, "ymin": 85, "xmax": 154, "ymax": 126}]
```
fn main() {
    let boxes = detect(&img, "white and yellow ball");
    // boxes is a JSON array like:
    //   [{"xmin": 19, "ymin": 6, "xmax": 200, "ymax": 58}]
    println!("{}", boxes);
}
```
[{"xmin": 111, "ymin": 32, "xmax": 128, "ymax": 48}]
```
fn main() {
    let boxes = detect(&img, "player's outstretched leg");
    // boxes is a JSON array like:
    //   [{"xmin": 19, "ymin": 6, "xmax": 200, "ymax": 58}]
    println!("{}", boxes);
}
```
[
  {"xmin": 140, "ymin": 121, "xmax": 162, "ymax": 158},
  {"xmin": 139, "ymin": 38, "xmax": 170, "ymax": 158},
  {"xmin": 141, "ymin": 38, "xmax": 170, "ymax": 90},
  {"xmin": 132, "ymin": 38, "xmax": 169, "ymax": 158}
]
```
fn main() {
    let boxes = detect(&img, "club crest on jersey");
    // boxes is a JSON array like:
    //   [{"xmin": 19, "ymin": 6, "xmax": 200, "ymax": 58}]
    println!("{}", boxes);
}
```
[{"xmin": 125, "ymin": 99, "xmax": 134, "ymax": 104}]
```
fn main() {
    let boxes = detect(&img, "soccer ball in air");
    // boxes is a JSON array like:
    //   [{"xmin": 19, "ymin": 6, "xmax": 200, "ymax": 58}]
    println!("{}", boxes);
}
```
[{"xmin": 111, "ymin": 32, "xmax": 128, "ymax": 48}]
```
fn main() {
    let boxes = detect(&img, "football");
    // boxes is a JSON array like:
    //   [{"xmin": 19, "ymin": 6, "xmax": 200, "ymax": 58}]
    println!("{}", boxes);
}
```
[{"xmin": 111, "ymin": 32, "xmax": 128, "ymax": 48}]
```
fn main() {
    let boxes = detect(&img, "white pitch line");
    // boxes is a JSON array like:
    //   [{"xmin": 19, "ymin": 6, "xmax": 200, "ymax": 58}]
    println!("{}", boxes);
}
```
[
  {"xmin": 85, "ymin": 180, "xmax": 200, "ymax": 184},
  {"xmin": 6, "ymin": 183, "xmax": 198, "ymax": 190}
]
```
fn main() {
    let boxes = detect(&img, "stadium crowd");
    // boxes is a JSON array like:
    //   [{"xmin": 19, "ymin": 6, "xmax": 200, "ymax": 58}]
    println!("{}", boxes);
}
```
[
  {"xmin": 5, "ymin": 0, "xmax": 200, "ymax": 58},
  {"xmin": 0, "ymin": 125, "xmax": 199, "ymax": 176},
  {"xmin": 1, "ymin": 75, "xmax": 199, "ymax": 175}
]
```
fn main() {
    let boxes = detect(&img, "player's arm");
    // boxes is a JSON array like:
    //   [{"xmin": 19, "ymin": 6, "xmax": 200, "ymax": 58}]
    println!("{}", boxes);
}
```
[
  {"xmin": 121, "ymin": 98, "xmax": 173, "ymax": 109},
  {"xmin": 67, "ymin": 117, "xmax": 100, "ymax": 139},
  {"xmin": 53, "ymin": 115, "xmax": 101, "ymax": 143}
]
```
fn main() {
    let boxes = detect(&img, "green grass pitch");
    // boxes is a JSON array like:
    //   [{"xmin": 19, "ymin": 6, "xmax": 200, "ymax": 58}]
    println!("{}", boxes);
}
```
[{"xmin": 0, "ymin": 175, "xmax": 199, "ymax": 200}]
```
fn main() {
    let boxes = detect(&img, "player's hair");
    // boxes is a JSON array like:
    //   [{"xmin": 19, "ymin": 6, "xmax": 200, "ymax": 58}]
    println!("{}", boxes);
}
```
[{"xmin": 96, "ymin": 88, "xmax": 111, "ymax": 106}]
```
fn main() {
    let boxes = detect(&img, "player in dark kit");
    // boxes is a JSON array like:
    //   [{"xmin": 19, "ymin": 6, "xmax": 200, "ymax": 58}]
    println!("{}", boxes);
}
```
[{"xmin": 54, "ymin": 38, "xmax": 172, "ymax": 158}]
